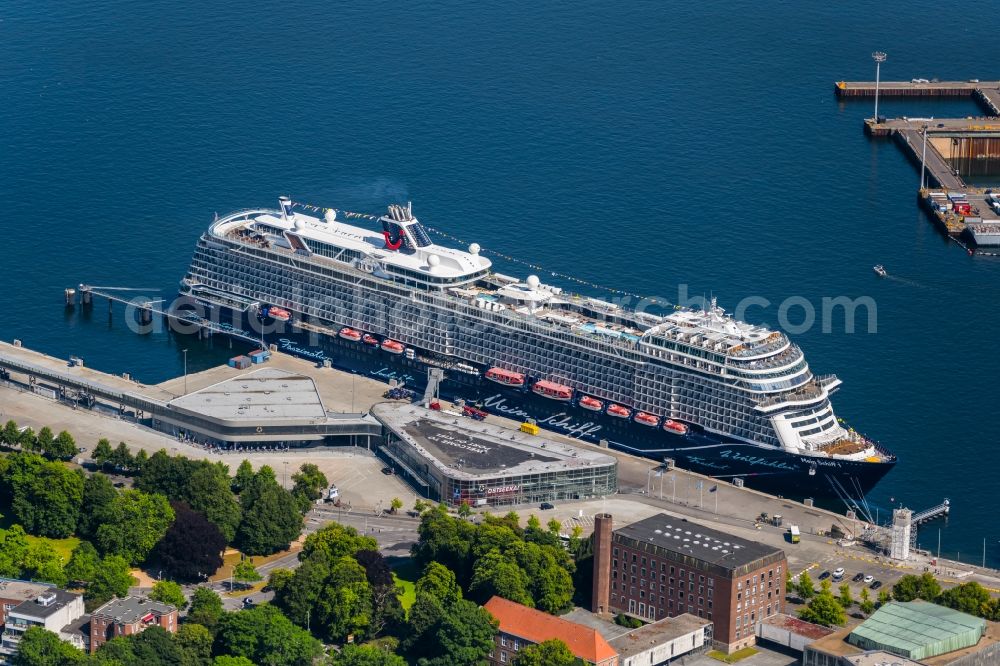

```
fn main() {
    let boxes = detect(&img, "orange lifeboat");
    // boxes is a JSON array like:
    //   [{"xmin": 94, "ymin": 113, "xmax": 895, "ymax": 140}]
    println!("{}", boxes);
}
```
[
  {"xmin": 635, "ymin": 412, "xmax": 660, "ymax": 427},
  {"xmin": 381, "ymin": 339, "xmax": 405, "ymax": 354},
  {"xmin": 339, "ymin": 327, "xmax": 362, "ymax": 342},
  {"xmin": 579, "ymin": 395, "xmax": 604, "ymax": 412},
  {"xmin": 532, "ymin": 380, "xmax": 574, "ymax": 402},
  {"xmin": 663, "ymin": 419, "xmax": 689, "ymax": 435},
  {"xmin": 362, "ymin": 334, "xmax": 379, "ymax": 346},
  {"xmin": 485, "ymin": 367, "xmax": 526, "ymax": 387},
  {"xmin": 607, "ymin": 403, "xmax": 632, "ymax": 419},
  {"xmin": 267, "ymin": 306, "xmax": 291, "ymax": 322}
]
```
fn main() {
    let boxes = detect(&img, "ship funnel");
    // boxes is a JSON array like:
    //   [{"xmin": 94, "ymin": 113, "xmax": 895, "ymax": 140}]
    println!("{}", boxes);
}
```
[{"xmin": 279, "ymin": 196, "xmax": 294, "ymax": 221}]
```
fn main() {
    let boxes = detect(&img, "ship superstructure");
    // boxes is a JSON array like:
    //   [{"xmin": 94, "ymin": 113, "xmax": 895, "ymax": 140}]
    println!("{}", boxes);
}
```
[{"xmin": 181, "ymin": 197, "xmax": 895, "ymax": 496}]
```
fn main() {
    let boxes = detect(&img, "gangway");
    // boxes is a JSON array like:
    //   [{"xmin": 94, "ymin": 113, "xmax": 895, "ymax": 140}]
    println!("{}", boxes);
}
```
[
  {"xmin": 421, "ymin": 368, "xmax": 444, "ymax": 406},
  {"xmin": 912, "ymin": 499, "xmax": 950, "ymax": 526}
]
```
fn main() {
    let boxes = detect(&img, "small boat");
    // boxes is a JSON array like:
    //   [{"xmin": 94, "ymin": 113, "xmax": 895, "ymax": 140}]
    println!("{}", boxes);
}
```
[
  {"xmin": 267, "ymin": 306, "xmax": 291, "ymax": 322},
  {"xmin": 485, "ymin": 367, "xmax": 526, "ymax": 387},
  {"xmin": 635, "ymin": 411, "xmax": 660, "ymax": 427},
  {"xmin": 873, "ymin": 264, "xmax": 887, "ymax": 277},
  {"xmin": 381, "ymin": 339, "xmax": 405, "ymax": 354},
  {"xmin": 532, "ymin": 379, "xmax": 574, "ymax": 401},
  {"xmin": 339, "ymin": 327, "xmax": 362, "ymax": 342},
  {"xmin": 579, "ymin": 395, "xmax": 604, "ymax": 412},
  {"xmin": 607, "ymin": 403, "xmax": 632, "ymax": 419},
  {"xmin": 362, "ymin": 334, "xmax": 379, "ymax": 346},
  {"xmin": 663, "ymin": 419, "xmax": 689, "ymax": 435}
]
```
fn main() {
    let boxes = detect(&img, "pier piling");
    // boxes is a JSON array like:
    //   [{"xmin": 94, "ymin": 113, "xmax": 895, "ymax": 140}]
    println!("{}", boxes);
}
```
[{"xmin": 64, "ymin": 288, "xmax": 76, "ymax": 307}]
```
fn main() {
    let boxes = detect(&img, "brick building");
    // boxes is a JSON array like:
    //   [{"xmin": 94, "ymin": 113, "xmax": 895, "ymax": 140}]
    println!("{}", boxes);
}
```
[
  {"xmin": 593, "ymin": 513, "xmax": 786, "ymax": 653},
  {"xmin": 484, "ymin": 596, "xmax": 619, "ymax": 666},
  {"xmin": 89, "ymin": 596, "xmax": 178, "ymax": 653}
]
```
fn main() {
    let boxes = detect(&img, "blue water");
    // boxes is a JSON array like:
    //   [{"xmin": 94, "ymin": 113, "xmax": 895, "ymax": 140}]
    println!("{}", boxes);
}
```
[{"xmin": 2, "ymin": 0, "xmax": 998, "ymax": 566}]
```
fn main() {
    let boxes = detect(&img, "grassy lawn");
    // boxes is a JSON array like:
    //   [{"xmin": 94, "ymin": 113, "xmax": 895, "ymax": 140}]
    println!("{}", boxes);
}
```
[
  {"xmin": 25, "ymin": 534, "xmax": 80, "ymax": 562},
  {"xmin": 391, "ymin": 559, "xmax": 420, "ymax": 612},
  {"xmin": 708, "ymin": 647, "xmax": 759, "ymax": 663}
]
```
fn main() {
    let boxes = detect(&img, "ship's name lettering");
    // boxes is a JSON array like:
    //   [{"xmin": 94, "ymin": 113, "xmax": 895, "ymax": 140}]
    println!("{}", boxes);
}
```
[
  {"xmin": 800, "ymin": 457, "xmax": 842, "ymax": 468},
  {"xmin": 685, "ymin": 455, "xmax": 729, "ymax": 471},
  {"xmin": 480, "ymin": 395, "xmax": 603, "ymax": 438},
  {"xmin": 277, "ymin": 338, "xmax": 327, "ymax": 361},
  {"xmin": 718, "ymin": 450, "xmax": 799, "ymax": 470},
  {"xmin": 371, "ymin": 367, "xmax": 416, "ymax": 384}
]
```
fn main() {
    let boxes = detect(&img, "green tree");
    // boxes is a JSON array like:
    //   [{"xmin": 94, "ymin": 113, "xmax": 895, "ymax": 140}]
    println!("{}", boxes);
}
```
[
  {"xmin": 150, "ymin": 579, "xmax": 188, "ymax": 609},
  {"xmin": 799, "ymin": 589, "xmax": 847, "ymax": 627},
  {"xmin": 133, "ymin": 448, "xmax": 149, "ymax": 474},
  {"xmin": 79, "ymin": 473, "xmax": 117, "ymax": 541},
  {"xmin": 389, "ymin": 498, "xmax": 403, "ymax": 514},
  {"xmin": 17, "ymin": 427, "xmax": 35, "ymax": 450},
  {"xmin": 110, "ymin": 442, "xmax": 134, "ymax": 472},
  {"xmin": 34, "ymin": 427, "xmax": 54, "ymax": 455},
  {"xmin": 415, "ymin": 562, "xmax": 463, "ymax": 606},
  {"xmin": 233, "ymin": 558, "xmax": 262, "ymax": 586},
  {"xmin": 187, "ymin": 587, "xmax": 225, "ymax": 634},
  {"xmin": 892, "ymin": 573, "xmax": 942, "ymax": 602},
  {"xmin": 235, "ymin": 467, "xmax": 303, "ymax": 556},
  {"xmin": 214, "ymin": 604, "xmax": 323, "ymax": 666},
  {"xmin": 214, "ymin": 656, "xmax": 256, "ymax": 666},
  {"xmin": 184, "ymin": 465, "xmax": 241, "ymax": 543},
  {"xmin": 516, "ymin": 638, "xmax": 580, "ymax": 666},
  {"xmin": 298, "ymin": 521, "xmax": 379, "ymax": 563},
  {"xmin": 96, "ymin": 489, "xmax": 175, "ymax": 564},
  {"xmin": 797, "ymin": 571, "xmax": 815, "ymax": 600},
  {"xmin": 1, "ymin": 420, "xmax": 20, "ymax": 448},
  {"xmin": 878, "ymin": 589, "xmax": 892, "ymax": 607},
  {"xmin": 51, "ymin": 431, "xmax": 77, "ymax": 460},
  {"xmin": 937, "ymin": 582, "xmax": 992, "ymax": 617},
  {"xmin": 418, "ymin": 598, "xmax": 497, "ymax": 666},
  {"xmin": 330, "ymin": 644, "xmax": 407, "ymax": 666},
  {"xmin": 838, "ymin": 583, "xmax": 853, "ymax": 608},
  {"xmin": 176, "ymin": 622, "xmax": 213, "ymax": 665},
  {"xmin": 93, "ymin": 438, "xmax": 113, "ymax": 468},
  {"xmin": 126, "ymin": 625, "xmax": 184, "ymax": 664},
  {"xmin": 860, "ymin": 588, "xmax": 875, "ymax": 615},
  {"xmin": 413, "ymin": 499, "xmax": 428, "ymax": 514},
  {"xmin": 290, "ymin": 463, "xmax": 328, "ymax": 513},
  {"xmin": 87, "ymin": 555, "xmax": 137, "ymax": 606},
  {"xmin": 267, "ymin": 568, "xmax": 295, "ymax": 594},
  {"xmin": 7, "ymin": 453, "xmax": 84, "ymax": 538},
  {"xmin": 470, "ymin": 549, "xmax": 533, "ymax": 606},
  {"xmin": 0, "ymin": 525, "xmax": 30, "ymax": 578},
  {"xmin": 11, "ymin": 626, "xmax": 87, "ymax": 665},
  {"xmin": 65, "ymin": 541, "xmax": 100, "ymax": 586},
  {"xmin": 457, "ymin": 503, "xmax": 472, "ymax": 518},
  {"xmin": 232, "ymin": 460, "xmax": 255, "ymax": 494},
  {"xmin": 22, "ymin": 541, "xmax": 67, "ymax": 587}
]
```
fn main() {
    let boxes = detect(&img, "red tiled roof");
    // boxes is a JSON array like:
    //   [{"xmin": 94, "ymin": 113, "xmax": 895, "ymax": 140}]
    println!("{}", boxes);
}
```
[{"xmin": 484, "ymin": 597, "xmax": 618, "ymax": 664}]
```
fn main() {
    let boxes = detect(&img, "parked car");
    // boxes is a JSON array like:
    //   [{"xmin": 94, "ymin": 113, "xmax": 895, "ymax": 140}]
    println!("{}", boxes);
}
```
[
  {"xmin": 870, "ymin": 580, "xmax": 883, "ymax": 590},
  {"xmin": 540, "ymin": 502, "xmax": 555, "ymax": 510},
  {"xmin": 833, "ymin": 567, "xmax": 845, "ymax": 579},
  {"xmin": 381, "ymin": 467, "xmax": 394, "ymax": 475},
  {"xmin": 818, "ymin": 570, "xmax": 831, "ymax": 580},
  {"xmin": 852, "ymin": 573, "xmax": 865, "ymax": 582},
  {"xmin": 863, "ymin": 575, "xmax": 875, "ymax": 584}
]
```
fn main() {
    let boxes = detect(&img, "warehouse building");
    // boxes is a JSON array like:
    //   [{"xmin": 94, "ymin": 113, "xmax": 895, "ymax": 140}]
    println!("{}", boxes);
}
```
[
  {"xmin": 372, "ymin": 403, "xmax": 617, "ymax": 506},
  {"xmin": 592, "ymin": 513, "xmax": 787, "ymax": 654}
]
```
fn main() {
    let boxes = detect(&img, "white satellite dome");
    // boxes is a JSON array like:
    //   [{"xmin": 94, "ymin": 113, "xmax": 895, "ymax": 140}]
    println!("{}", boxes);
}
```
[
  {"xmin": 468, "ymin": 243, "xmax": 481, "ymax": 255},
  {"xmin": 526, "ymin": 275, "xmax": 540, "ymax": 288},
  {"xmin": 324, "ymin": 208, "xmax": 337, "ymax": 223},
  {"xmin": 427, "ymin": 254, "xmax": 441, "ymax": 268},
  {"xmin": 293, "ymin": 215, "xmax": 306, "ymax": 230}
]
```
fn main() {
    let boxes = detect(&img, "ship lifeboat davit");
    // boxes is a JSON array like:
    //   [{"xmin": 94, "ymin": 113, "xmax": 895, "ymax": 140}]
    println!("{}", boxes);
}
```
[
  {"xmin": 579, "ymin": 395, "xmax": 604, "ymax": 412},
  {"xmin": 485, "ymin": 367, "xmax": 526, "ymax": 387},
  {"xmin": 339, "ymin": 327, "xmax": 362, "ymax": 342},
  {"xmin": 381, "ymin": 339, "xmax": 405, "ymax": 354},
  {"xmin": 362, "ymin": 334, "xmax": 379, "ymax": 347},
  {"xmin": 266, "ymin": 306, "xmax": 291, "ymax": 322},
  {"xmin": 635, "ymin": 411, "xmax": 660, "ymax": 427},
  {"xmin": 663, "ymin": 419, "xmax": 689, "ymax": 435},
  {"xmin": 607, "ymin": 403, "xmax": 632, "ymax": 419},
  {"xmin": 532, "ymin": 379, "xmax": 574, "ymax": 402}
]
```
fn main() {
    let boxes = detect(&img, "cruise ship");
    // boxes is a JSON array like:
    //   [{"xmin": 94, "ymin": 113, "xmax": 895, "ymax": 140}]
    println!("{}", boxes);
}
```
[{"xmin": 180, "ymin": 196, "xmax": 896, "ymax": 499}]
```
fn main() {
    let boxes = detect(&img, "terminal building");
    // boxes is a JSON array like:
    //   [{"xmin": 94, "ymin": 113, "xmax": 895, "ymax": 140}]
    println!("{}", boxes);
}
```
[
  {"xmin": 592, "ymin": 513, "xmax": 787, "ymax": 654},
  {"xmin": 371, "ymin": 402, "xmax": 617, "ymax": 506}
]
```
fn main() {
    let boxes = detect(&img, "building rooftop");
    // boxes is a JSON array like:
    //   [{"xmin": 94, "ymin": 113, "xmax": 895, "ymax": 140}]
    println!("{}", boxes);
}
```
[
  {"xmin": 608, "ymin": 613, "xmax": 712, "ymax": 659},
  {"xmin": 843, "ymin": 650, "xmax": 923, "ymax": 666},
  {"xmin": 372, "ymin": 403, "xmax": 617, "ymax": 480},
  {"xmin": 0, "ymin": 579, "xmax": 55, "ymax": 605},
  {"xmin": 9, "ymin": 590, "xmax": 80, "ymax": 620},
  {"xmin": 614, "ymin": 513, "xmax": 785, "ymax": 569},
  {"xmin": 848, "ymin": 602, "xmax": 987, "ymax": 661},
  {"xmin": 167, "ymin": 368, "xmax": 327, "ymax": 422},
  {"xmin": 484, "ymin": 596, "xmax": 618, "ymax": 664},
  {"xmin": 91, "ymin": 596, "xmax": 176, "ymax": 623},
  {"xmin": 760, "ymin": 613, "xmax": 836, "ymax": 641}
]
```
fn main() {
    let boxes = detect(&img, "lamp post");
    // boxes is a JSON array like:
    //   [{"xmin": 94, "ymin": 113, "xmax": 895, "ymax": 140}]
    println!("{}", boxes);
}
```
[
  {"xmin": 182, "ymin": 349, "xmax": 188, "ymax": 395},
  {"xmin": 872, "ymin": 51, "xmax": 887, "ymax": 123},
  {"xmin": 921, "ymin": 124, "xmax": 929, "ymax": 189},
  {"xmin": 283, "ymin": 460, "xmax": 289, "ymax": 488}
]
